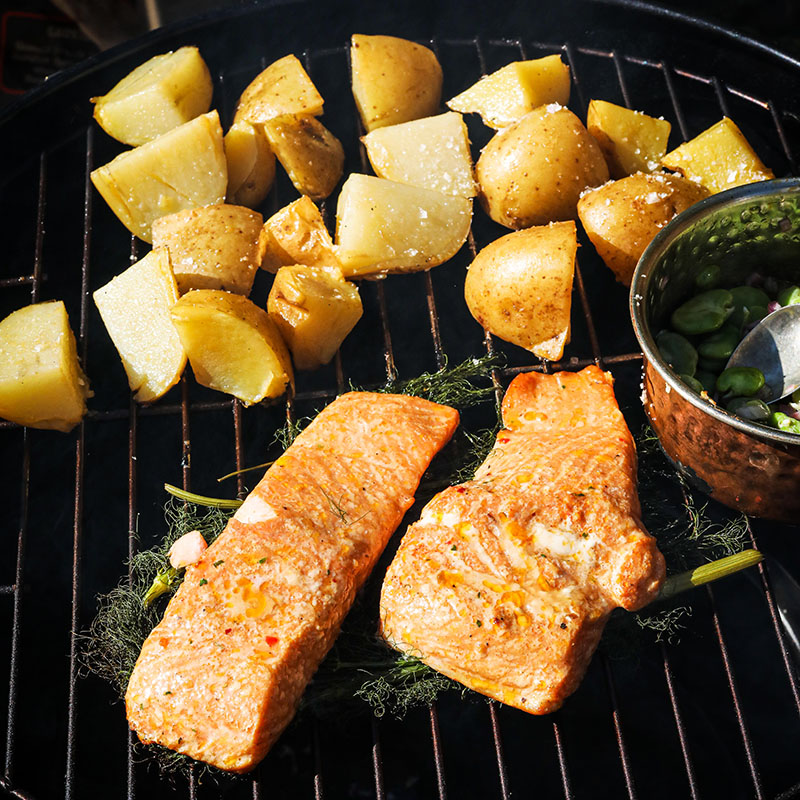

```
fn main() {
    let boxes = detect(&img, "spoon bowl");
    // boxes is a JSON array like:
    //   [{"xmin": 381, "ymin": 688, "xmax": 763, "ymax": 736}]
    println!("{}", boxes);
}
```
[{"xmin": 727, "ymin": 304, "xmax": 800, "ymax": 402}]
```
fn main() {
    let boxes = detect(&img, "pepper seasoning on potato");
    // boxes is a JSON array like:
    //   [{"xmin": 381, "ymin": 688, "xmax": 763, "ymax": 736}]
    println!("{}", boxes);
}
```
[
  {"xmin": 151, "ymin": 204, "xmax": 267, "ymax": 296},
  {"xmin": 476, "ymin": 105, "xmax": 609, "ymax": 229},
  {"xmin": 577, "ymin": 173, "xmax": 708, "ymax": 286},
  {"xmin": 464, "ymin": 221, "xmax": 578, "ymax": 360},
  {"xmin": 233, "ymin": 54, "xmax": 343, "ymax": 200},
  {"xmin": 350, "ymin": 34, "xmax": 443, "ymax": 132}
]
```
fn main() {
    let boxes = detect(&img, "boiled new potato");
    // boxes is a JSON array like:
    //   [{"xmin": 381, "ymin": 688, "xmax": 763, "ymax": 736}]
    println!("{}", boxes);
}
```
[
  {"xmin": 587, "ymin": 99, "xmax": 671, "ymax": 178},
  {"xmin": 262, "ymin": 114, "xmax": 344, "ymax": 200},
  {"xmin": 361, "ymin": 111, "xmax": 476, "ymax": 197},
  {"xmin": 476, "ymin": 106, "xmax": 609, "ymax": 229},
  {"xmin": 224, "ymin": 120, "xmax": 276, "ymax": 208},
  {"xmin": 350, "ymin": 34, "xmax": 442, "ymax": 132},
  {"xmin": 151, "ymin": 204, "xmax": 266, "ymax": 295},
  {"xmin": 447, "ymin": 55, "xmax": 570, "ymax": 130},
  {"xmin": 335, "ymin": 174, "xmax": 472, "ymax": 277},
  {"xmin": 661, "ymin": 117, "xmax": 774, "ymax": 193},
  {"xmin": 578, "ymin": 173, "xmax": 708, "ymax": 286},
  {"xmin": 0, "ymin": 301, "xmax": 91, "ymax": 432},
  {"xmin": 93, "ymin": 248, "xmax": 186, "ymax": 403},
  {"xmin": 90, "ymin": 110, "xmax": 227, "ymax": 243},
  {"xmin": 465, "ymin": 221, "xmax": 577, "ymax": 360},
  {"xmin": 233, "ymin": 53, "xmax": 323, "ymax": 126},
  {"xmin": 91, "ymin": 46, "xmax": 213, "ymax": 146},
  {"xmin": 268, "ymin": 265, "xmax": 362, "ymax": 370},
  {"xmin": 261, "ymin": 195, "xmax": 339, "ymax": 273},
  {"xmin": 170, "ymin": 290, "xmax": 292, "ymax": 405}
]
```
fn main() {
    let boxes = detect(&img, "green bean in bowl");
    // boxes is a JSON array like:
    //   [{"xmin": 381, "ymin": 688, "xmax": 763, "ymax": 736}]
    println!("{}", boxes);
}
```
[{"xmin": 655, "ymin": 273, "xmax": 800, "ymax": 435}]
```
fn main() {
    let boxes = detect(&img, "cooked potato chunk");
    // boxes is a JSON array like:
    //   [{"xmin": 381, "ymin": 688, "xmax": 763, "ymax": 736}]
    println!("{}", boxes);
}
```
[
  {"xmin": 90, "ymin": 111, "xmax": 227, "ymax": 243},
  {"xmin": 335, "ymin": 174, "xmax": 472, "ymax": 277},
  {"xmin": 361, "ymin": 112, "xmax": 476, "ymax": 197},
  {"xmin": 224, "ymin": 120, "xmax": 276, "ymax": 208},
  {"xmin": 578, "ymin": 173, "xmax": 708, "ymax": 286},
  {"xmin": 0, "ymin": 301, "xmax": 91, "ymax": 432},
  {"xmin": 587, "ymin": 100, "xmax": 671, "ymax": 178},
  {"xmin": 464, "ymin": 221, "xmax": 577, "ymax": 360},
  {"xmin": 170, "ymin": 290, "xmax": 292, "ymax": 405},
  {"xmin": 151, "ymin": 204, "xmax": 266, "ymax": 295},
  {"xmin": 91, "ymin": 46, "xmax": 213, "ymax": 146},
  {"xmin": 261, "ymin": 195, "xmax": 339, "ymax": 273},
  {"xmin": 233, "ymin": 53, "xmax": 323, "ymax": 126},
  {"xmin": 447, "ymin": 55, "xmax": 570, "ymax": 130},
  {"xmin": 262, "ymin": 114, "xmax": 344, "ymax": 200},
  {"xmin": 268, "ymin": 265, "xmax": 362, "ymax": 369},
  {"xmin": 93, "ymin": 248, "xmax": 186, "ymax": 403},
  {"xmin": 351, "ymin": 34, "xmax": 442, "ymax": 132},
  {"xmin": 661, "ymin": 117, "xmax": 774, "ymax": 193},
  {"xmin": 476, "ymin": 105, "xmax": 609, "ymax": 229}
]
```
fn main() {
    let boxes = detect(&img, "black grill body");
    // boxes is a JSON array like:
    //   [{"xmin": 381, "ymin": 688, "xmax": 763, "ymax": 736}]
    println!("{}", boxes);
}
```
[{"xmin": 0, "ymin": 1, "xmax": 799, "ymax": 798}]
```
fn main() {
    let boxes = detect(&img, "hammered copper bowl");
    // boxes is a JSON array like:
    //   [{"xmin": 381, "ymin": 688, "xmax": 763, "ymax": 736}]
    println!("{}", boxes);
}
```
[{"xmin": 631, "ymin": 178, "xmax": 800, "ymax": 523}]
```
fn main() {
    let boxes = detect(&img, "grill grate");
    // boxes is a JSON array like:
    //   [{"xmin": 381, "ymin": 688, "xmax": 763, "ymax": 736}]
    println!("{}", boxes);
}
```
[{"xmin": 1, "ymin": 3, "xmax": 800, "ymax": 798}]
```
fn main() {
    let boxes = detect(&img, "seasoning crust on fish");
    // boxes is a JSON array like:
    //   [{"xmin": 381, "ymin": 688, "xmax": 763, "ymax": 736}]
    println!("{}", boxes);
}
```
[
  {"xmin": 380, "ymin": 366, "xmax": 665, "ymax": 714},
  {"xmin": 125, "ymin": 392, "xmax": 459, "ymax": 772}
]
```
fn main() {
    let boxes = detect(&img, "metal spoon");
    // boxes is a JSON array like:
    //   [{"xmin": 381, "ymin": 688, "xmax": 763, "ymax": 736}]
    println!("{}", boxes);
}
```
[{"xmin": 726, "ymin": 304, "xmax": 800, "ymax": 402}]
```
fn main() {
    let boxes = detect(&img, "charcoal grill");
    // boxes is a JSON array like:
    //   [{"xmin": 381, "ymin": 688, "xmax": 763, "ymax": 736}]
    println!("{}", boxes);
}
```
[{"xmin": 1, "ymin": 0, "xmax": 800, "ymax": 797}]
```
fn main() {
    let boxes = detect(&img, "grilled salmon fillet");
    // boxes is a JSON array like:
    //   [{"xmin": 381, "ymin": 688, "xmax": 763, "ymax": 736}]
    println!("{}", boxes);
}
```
[
  {"xmin": 125, "ymin": 392, "xmax": 458, "ymax": 772},
  {"xmin": 379, "ymin": 366, "xmax": 664, "ymax": 714}
]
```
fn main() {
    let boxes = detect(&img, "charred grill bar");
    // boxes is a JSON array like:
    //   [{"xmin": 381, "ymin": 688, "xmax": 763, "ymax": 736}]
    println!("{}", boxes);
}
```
[{"xmin": 1, "ymin": 3, "xmax": 800, "ymax": 797}]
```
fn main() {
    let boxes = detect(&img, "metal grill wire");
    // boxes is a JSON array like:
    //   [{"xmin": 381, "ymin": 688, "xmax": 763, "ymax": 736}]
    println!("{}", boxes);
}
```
[{"xmin": 0, "ymin": 29, "xmax": 798, "ymax": 800}]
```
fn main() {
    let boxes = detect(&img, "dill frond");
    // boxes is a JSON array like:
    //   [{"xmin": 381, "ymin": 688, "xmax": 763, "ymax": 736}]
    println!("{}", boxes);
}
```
[
  {"xmin": 273, "ymin": 416, "xmax": 312, "ymax": 450},
  {"xmin": 378, "ymin": 354, "xmax": 504, "ymax": 407},
  {"xmin": 79, "ymin": 500, "xmax": 232, "ymax": 697},
  {"xmin": 634, "ymin": 606, "xmax": 693, "ymax": 644},
  {"xmin": 163, "ymin": 484, "xmax": 243, "ymax": 509},
  {"xmin": 355, "ymin": 655, "xmax": 463, "ymax": 718},
  {"xmin": 452, "ymin": 422, "xmax": 503, "ymax": 483}
]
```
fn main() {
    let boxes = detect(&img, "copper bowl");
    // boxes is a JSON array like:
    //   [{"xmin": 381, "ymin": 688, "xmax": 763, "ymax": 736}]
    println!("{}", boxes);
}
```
[{"xmin": 630, "ymin": 178, "xmax": 800, "ymax": 523}]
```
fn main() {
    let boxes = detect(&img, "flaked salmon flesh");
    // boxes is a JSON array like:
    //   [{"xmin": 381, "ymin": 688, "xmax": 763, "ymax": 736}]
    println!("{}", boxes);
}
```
[
  {"xmin": 125, "ymin": 392, "xmax": 458, "ymax": 772},
  {"xmin": 380, "ymin": 366, "xmax": 665, "ymax": 714}
]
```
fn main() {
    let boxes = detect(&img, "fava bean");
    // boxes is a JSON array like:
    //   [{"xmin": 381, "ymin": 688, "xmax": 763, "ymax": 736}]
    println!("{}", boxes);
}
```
[
  {"xmin": 694, "ymin": 265, "xmax": 721, "ymax": 290},
  {"xmin": 716, "ymin": 366, "xmax": 765, "ymax": 397},
  {"xmin": 656, "ymin": 330, "xmax": 698, "ymax": 376},
  {"xmin": 697, "ymin": 323, "xmax": 740, "ymax": 361},
  {"xmin": 769, "ymin": 411, "xmax": 800, "ymax": 434},
  {"xmin": 726, "ymin": 396, "xmax": 770, "ymax": 421},
  {"xmin": 778, "ymin": 285, "xmax": 800, "ymax": 306},
  {"xmin": 694, "ymin": 370, "xmax": 718, "ymax": 394},
  {"xmin": 729, "ymin": 286, "xmax": 770, "ymax": 309},
  {"xmin": 670, "ymin": 289, "xmax": 734, "ymax": 336},
  {"xmin": 680, "ymin": 374, "xmax": 704, "ymax": 393}
]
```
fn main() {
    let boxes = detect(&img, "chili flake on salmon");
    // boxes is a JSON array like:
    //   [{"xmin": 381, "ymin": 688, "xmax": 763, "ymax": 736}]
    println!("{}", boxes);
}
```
[
  {"xmin": 379, "ymin": 366, "xmax": 665, "ymax": 714},
  {"xmin": 125, "ymin": 392, "xmax": 458, "ymax": 772}
]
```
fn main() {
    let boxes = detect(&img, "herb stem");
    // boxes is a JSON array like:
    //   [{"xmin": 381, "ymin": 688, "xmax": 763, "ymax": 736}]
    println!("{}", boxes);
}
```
[
  {"xmin": 164, "ymin": 484, "xmax": 243, "ymax": 509},
  {"xmin": 658, "ymin": 548, "xmax": 763, "ymax": 601},
  {"xmin": 216, "ymin": 461, "xmax": 274, "ymax": 483}
]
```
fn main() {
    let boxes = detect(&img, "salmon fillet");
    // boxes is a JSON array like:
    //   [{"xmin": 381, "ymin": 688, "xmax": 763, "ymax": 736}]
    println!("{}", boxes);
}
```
[
  {"xmin": 379, "ymin": 366, "xmax": 664, "ymax": 714},
  {"xmin": 125, "ymin": 392, "xmax": 458, "ymax": 772}
]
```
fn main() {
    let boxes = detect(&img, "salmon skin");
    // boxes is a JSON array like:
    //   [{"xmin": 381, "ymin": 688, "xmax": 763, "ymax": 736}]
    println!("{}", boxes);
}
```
[
  {"xmin": 380, "ymin": 366, "xmax": 665, "ymax": 714},
  {"xmin": 125, "ymin": 392, "xmax": 458, "ymax": 772}
]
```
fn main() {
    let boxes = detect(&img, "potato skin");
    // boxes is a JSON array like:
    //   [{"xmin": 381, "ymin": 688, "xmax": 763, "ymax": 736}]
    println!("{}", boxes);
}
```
[
  {"xmin": 350, "ymin": 34, "xmax": 442, "ymax": 131},
  {"xmin": 151, "ymin": 204, "xmax": 265, "ymax": 295},
  {"xmin": 577, "ymin": 172, "xmax": 708, "ymax": 286},
  {"xmin": 476, "ymin": 106, "xmax": 609, "ymax": 229},
  {"xmin": 464, "ymin": 221, "xmax": 577, "ymax": 360}
]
